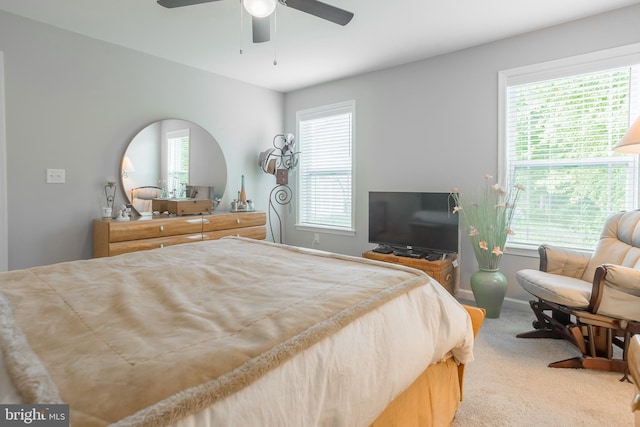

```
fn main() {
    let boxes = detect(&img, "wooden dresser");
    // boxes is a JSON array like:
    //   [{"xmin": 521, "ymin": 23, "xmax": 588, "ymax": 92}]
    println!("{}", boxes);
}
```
[
  {"xmin": 93, "ymin": 211, "xmax": 266, "ymax": 257},
  {"xmin": 362, "ymin": 251, "xmax": 459, "ymax": 295}
]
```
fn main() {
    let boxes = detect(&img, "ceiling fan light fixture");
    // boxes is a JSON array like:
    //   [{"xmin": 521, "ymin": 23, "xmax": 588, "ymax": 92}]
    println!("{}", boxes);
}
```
[{"xmin": 243, "ymin": 0, "xmax": 277, "ymax": 18}]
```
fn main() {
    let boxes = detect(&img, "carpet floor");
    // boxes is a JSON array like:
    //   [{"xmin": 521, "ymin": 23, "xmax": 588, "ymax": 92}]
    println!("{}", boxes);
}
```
[{"xmin": 452, "ymin": 301, "xmax": 635, "ymax": 426}]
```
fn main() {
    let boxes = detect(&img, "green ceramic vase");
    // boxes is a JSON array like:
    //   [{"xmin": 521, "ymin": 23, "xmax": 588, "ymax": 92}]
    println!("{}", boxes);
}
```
[{"xmin": 470, "ymin": 268, "xmax": 508, "ymax": 319}]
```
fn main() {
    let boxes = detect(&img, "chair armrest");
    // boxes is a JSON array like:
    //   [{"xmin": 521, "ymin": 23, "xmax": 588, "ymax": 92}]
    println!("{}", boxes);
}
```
[
  {"xmin": 599, "ymin": 264, "xmax": 640, "ymax": 289},
  {"xmin": 591, "ymin": 265, "xmax": 640, "ymax": 322},
  {"xmin": 539, "ymin": 244, "xmax": 591, "ymax": 279}
]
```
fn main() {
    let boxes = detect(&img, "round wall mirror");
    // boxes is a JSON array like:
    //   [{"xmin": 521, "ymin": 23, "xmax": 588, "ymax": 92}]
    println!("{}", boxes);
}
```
[{"xmin": 121, "ymin": 119, "xmax": 227, "ymax": 215}]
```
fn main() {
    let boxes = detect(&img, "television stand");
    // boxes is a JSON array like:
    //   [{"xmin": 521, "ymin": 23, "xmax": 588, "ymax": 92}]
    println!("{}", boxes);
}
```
[{"xmin": 362, "ymin": 250, "xmax": 458, "ymax": 296}]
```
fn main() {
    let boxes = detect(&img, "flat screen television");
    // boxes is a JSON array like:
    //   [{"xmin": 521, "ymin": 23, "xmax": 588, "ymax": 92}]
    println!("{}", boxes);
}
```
[{"xmin": 368, "ymin": 191, "xmax": 459, "ymax": 256}]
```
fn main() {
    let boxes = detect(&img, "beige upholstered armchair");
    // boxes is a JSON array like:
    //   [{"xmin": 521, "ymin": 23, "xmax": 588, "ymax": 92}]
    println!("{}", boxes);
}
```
[
  {"xmin": 131, "ymin": 186, "xmax": 164, "ymax": 214},
  {"xmin": 516, "ymin": 210, "xmax": 640, "ymax": 373}
]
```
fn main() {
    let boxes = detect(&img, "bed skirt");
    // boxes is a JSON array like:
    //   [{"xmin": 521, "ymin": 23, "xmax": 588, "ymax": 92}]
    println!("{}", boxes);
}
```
[
  {"xmin": 370, "ymin": 357, "xmax": 460, "ymax": 427},
  {"xmin": 371, "ymin": 305, "xmax": 485, "ymax": 427}
]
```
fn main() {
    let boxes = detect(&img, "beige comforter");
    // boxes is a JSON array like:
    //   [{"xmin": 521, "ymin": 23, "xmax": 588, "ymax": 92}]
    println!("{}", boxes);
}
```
[{"xmin": 0, "ymin": 237, "xmax": 471, "ymax": 426}]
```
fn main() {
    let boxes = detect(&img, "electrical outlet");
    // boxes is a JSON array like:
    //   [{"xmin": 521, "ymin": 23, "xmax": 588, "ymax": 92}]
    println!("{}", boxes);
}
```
[{"xmin": 46, "ymin": 168, "xmax": 65, "ymax": 184}]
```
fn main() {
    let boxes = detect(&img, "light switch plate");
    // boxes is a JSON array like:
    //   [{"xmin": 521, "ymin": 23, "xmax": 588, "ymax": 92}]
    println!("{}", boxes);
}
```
[{"xmin": 46, "ymin": 168, "xmax": 65, "ymax": 184}]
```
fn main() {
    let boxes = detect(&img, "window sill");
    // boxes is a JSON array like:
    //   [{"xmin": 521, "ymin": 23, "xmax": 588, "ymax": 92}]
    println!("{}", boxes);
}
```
[
  {"xmin": 295, "ymin": 224, "xmax": 356, "ymax": 237},
  {"xmin": 505, "ymin": 243, "xmax": 594, "ymax": 258},
  {"xmin": 504, "ymin": 244, "xmax": 540, "ymax": 258}
]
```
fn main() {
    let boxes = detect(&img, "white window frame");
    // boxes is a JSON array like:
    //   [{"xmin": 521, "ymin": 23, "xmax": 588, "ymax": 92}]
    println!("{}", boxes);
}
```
[
  {"xmin": 295, "ymin": 100, "xmax": 356, "ymax": 235},
  {"xmin": 498, "ymin": 43, "xmax": 640, "ymax": 256},
  {"xmin": 166, "ymin": 128, "xmax": 190, "ymax": 198}
]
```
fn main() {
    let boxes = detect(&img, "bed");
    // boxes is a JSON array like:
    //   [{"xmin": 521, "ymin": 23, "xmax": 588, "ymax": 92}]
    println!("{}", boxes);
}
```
[{"xmin": 0, "ymin": 236, "xmax": 481, "ymax": 426}]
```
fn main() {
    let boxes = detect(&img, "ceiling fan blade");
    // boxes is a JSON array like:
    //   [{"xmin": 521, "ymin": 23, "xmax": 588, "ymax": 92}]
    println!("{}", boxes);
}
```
[
  {"xmin": 157, "ymin": 0, "xmax": 221, "ymax": 8},
  {"xmin": 252, "ymin": 16, "xmax": 271, "ymax": 43},
  {"xmin": 284, "ymin": 0, "xmax": 354, "ymax": 26}
]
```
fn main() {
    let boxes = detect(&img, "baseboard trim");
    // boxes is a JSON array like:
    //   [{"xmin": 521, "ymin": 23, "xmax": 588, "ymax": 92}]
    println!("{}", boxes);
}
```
[{"xmin": 456, "ymin": 289, "xmax": 530, "ymax": 312}]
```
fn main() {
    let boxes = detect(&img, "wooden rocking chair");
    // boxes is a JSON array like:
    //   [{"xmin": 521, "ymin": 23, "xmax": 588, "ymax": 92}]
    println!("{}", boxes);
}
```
[{"xmin": 516, "ymin": 210, "xmax": 640, "ymax": 374}]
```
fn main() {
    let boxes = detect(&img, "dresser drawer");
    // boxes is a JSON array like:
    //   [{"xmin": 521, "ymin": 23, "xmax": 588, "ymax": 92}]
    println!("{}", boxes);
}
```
[
  {"xmin": 202, "ymin": 212, "xmax": 266, "ymax": 232},
  {"xmin": 109, "ymin": 234, "xmax": 203, "ymax": 256},
  {"xmin": 422, "ymin": 264, "xmax": 454, "ymax": 283},
  {"xmin": 109, "ymin": 217, "xmax": 203, "ymax": 242},
  {"xmin": 93, "ymin": 212, "xmax": 266, "ymax": 258},
  {"xmin": 204, "ymin": 225, "xmax": 267, "ymax": 241}
]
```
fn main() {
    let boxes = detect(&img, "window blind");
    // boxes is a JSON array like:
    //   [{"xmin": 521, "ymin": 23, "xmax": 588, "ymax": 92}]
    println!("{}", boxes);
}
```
[
  {"xmin": 297, "ymin": 102, "xmax": 354, "ymax": 231},
  {"xmin": 505, "ymin": 64, "xmax": 640, "ymax": 250}
]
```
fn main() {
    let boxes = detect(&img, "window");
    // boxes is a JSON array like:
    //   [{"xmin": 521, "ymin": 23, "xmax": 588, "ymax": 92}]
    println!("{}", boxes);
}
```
[
  {"xmin": 167, "ymin": 129, "xmax": 190, "ymax": 198},
  {"xmin": 296, "ymin": 101, "xmax": 355, "ymax": 233},
  {"xmin": 500, "ymin": 45, "xmax": 640, "ymax": 251}
]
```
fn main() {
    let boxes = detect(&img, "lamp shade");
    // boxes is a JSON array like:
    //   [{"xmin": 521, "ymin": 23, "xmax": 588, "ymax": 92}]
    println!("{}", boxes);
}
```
[
  {"xmin": 614, "ymin": 115, "xmax": 640, "ymax": 154},
  {"xmin": 243, "ymin": 0, "xmax": 276, "ymax": 17},
  {"xmin": 122, "ymin": 156, "xmax": 135, "ymax": 171}
]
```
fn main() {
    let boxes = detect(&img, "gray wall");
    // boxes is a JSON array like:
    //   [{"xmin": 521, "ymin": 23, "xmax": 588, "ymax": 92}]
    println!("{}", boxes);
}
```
[
  {"xmin": 282, "ymin": 4, "xmax": 640, "ymax": 302},
  {"xmin": 0, "ymin": 11, "xmax": 283, "ymax": 269},
  {"xmin": 3, "ymin": 4, "xmax": 640, "ymax": 298}
]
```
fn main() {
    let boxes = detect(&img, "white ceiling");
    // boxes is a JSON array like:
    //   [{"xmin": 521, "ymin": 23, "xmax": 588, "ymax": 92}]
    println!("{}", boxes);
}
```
[{"xmin": 0, "ymin": 0, "xmax": 638, "ymax": 92}]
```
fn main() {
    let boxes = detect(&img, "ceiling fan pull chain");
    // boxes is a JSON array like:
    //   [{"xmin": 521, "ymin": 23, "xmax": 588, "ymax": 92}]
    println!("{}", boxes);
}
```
[
  {"xmin": 273, "ymin": 8, "xmax": 278, "ymax": 65},
  {"xmin": 239, "ymin": 0, "xmax": 244, "ymax": 54}
]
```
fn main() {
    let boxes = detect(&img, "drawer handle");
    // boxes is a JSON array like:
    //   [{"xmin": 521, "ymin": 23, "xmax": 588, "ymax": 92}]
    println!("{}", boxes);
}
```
[
  {"xmin": 236, "ymin": 218, "xmax": 241, "ymax": 224},
  {"xmin": 160, "ymin": 225, "xmax": 164, "ymax": 232}
]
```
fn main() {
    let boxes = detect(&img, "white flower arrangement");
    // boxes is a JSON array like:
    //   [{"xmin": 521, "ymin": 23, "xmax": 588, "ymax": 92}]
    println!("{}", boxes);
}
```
[{"xmin": 451, "ymin": 174, "xmax": 524, "ymax": 270}]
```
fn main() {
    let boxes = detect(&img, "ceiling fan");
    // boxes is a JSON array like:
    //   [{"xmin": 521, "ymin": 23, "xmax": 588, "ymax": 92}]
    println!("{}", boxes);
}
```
[{"xmin": 157, "ymin": 0, "xmax": 354, "ymax": 44}]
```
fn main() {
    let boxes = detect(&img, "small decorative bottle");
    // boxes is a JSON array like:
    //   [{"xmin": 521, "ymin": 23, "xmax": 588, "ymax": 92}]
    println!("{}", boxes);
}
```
[{"xmin": 240, "ymin": 175, "xmax": 247, "ymax": 203}]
